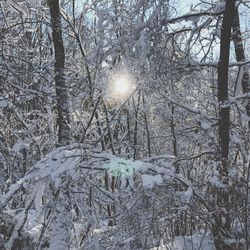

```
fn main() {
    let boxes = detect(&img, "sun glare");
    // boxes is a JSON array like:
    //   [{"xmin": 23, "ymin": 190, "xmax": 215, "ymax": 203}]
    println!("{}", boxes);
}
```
[
  {"xmin": 114, "ymin": 76, "xmax": 130, "ymax": 94},
  {"xmin": 112, "ymin": 74, "xmax": 134, "ymax": 98},
  {"xmin": 105, "ymin": 72, "xmax": 135, "ymax": 104}
]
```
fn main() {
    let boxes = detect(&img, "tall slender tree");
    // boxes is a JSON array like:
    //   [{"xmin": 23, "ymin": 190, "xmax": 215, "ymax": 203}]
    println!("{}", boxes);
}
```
[
  {"xmin": 232, "ymin": 7, "xmax": 250, "ymax": 121},
  {"xmin": 232, "ymin": 6, "xmax": 250, "ymax": 247},
  {"xmin": 48, "ymin": 0, "xmax": 70, "ymax": 145},
  {"xmin": 215, "ymin": 1, "xmax": 235, "ymax": 249}
]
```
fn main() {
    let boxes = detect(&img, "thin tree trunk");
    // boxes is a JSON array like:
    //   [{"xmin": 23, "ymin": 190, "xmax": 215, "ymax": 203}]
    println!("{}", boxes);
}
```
[
  {"xmin": 133, "ymin": 90, "xmax": 141, "ymax": 160},
  {"xmin": 142, "ymin": 94, "xmax": 151, "ymax": 157},
  {"xmin": 214, "ymin": 1, "xmax": 235, "ymax": 249},
  {"xmin": 170, "ymin": 103, "xmax": 179, "ymax": 173},
  {"xmin": 48, "ymin": 0, "xmax": 70, "ymax": 145},
  {"xmin": 232, "ymin": 7, "xmax": 250, "ymax": 105},
  {"xmin": 232, "ymin": 7, "xmax": 250, "ymax": 247}
]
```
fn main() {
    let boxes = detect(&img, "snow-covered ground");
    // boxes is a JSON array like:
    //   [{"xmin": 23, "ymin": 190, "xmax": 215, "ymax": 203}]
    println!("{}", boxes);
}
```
[{"xmin": 151, "ymin": 232, "xmax": 214, "ymax": 250}]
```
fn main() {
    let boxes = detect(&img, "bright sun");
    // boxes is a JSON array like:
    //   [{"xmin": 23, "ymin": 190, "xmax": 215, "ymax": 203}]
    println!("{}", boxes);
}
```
[
  {"xmin": 114, "ymin": 76, "xmax": 130, "ymax": 95},
  {"xmin": 112, "ymin": 74, "xmax": 134, "ymax": 98}
]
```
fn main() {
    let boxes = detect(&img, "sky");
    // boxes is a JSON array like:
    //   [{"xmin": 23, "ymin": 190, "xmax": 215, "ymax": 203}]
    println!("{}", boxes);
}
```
[{"xmin": 177, "ymin": 0, "xmax": 200, "ymax": 15}]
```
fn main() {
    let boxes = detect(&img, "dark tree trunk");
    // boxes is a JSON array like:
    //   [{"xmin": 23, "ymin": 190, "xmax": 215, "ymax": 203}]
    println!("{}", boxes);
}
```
[
  {"xmin": 214, "ymin": 1, "xmax": 235, "ymax": 249},
  {"xmin": 48, "ymin": 0, "xmax": 70, "ymax": 145}
]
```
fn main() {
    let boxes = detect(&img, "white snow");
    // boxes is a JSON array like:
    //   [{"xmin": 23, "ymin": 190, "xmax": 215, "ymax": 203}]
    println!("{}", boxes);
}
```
[
  {"xmin": 0, "ymin": 97, "xmax": 11, "ymax": 108},
  {"xmin": 173, "ymin": 232, "xmax": 215, "ymax": 250},
  {"xmin": 201, "ymin": 121, "xmax": 211, "ymax": 130},
  {"xmin": 176, "ymin": 186, "xmax": 193, "ymax": 204},
  {"xmin": 208, "ymin": 175, "xmax": 226, "ymax": 188},
  {"xmin": 12, "ymin": 140, "xmax": 30, "ymax": 153},
  {"xmin": 215, "ymin": 1, "xmax": 225, "ymax": 11},
  {"xmin": 141, "ymin": 174, "xmax": 163, "ymax": 188},
  {"xmin": 150, "ymin": 232, "xmax": 215, "ymax": 250}
]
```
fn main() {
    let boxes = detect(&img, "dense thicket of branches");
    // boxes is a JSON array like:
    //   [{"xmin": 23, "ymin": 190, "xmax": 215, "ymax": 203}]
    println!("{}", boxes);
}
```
[{"xmin": 1, "ymin": 0, "xmax": 250, "ymax": 249}]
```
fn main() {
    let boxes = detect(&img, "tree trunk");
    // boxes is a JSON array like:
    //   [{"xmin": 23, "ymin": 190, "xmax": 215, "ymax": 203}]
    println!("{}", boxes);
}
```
[
  {"xmin": 48, "ymin": 0, "xmax": 70, "ymax": 145},
  {"xmin": 232, "ymin": 7, "xmax": 250, "ymax": 123},
  {"xmin": 232, "ymin": 7, "xmax": 250, "ymax": 247},
  {"xmin": 214, "ymin": 1, "xmax": 235, "ymax": 249}
]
